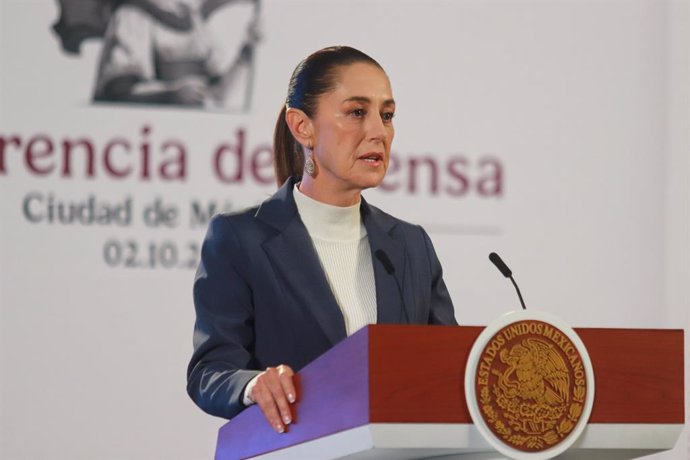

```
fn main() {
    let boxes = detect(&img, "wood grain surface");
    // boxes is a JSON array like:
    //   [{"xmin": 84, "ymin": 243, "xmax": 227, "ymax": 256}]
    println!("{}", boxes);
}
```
[{"xmin": 368, "ymin": 325, "xmax": 684, "ymax": 424}]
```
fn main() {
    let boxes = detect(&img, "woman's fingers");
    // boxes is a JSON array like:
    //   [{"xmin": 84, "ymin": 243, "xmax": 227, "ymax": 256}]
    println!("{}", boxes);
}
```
[
  {"xmin": 171, "ymin": 77, "xmax": 207, "ymax": 105},
  {"xmin": 251, "ymin": 365, "xmax": 296, "ymax": 433},
  {"xmin": 264, "ymin": 369, "xmax": 292, "ymax": 427},
  {"xmin": 253, "ymin": 383, "xmax": 286, "ymax": 433},
  {"xmin": 278, "ymin": 365, "xmax": 296, "ymax": 403}
]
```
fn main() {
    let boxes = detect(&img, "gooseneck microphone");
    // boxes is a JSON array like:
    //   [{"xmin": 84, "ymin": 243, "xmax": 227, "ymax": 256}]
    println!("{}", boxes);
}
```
[
  {"xmin": 375, "ymin": 249, "xmax": 395, "ymax": 275},
  {"xmin": 489, "ymin": 252, "xmax": 527, "ymax": 310},
  {"xmin": 375, "ymin": 249, "xmax": 410, "ymax": 323}
]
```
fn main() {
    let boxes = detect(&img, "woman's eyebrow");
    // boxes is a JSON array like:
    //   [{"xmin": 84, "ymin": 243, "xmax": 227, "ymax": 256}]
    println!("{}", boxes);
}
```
[{"xmin": 342, "ymin": 96, "xmax": 396, "ymax": 105}]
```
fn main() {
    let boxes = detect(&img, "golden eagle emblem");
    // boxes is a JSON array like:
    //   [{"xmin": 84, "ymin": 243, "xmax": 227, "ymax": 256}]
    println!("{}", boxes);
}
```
[
  {"xmin": 495, "ymin": 338, "xmax": 569, "ymax": 434},
  {"xmin": 475, "ymin": 320, "xmax": 588, "ymax": 452}
]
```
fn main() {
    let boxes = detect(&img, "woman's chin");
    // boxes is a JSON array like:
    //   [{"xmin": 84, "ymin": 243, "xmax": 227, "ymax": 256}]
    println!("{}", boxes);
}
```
[{"xmin": 355, "ymin": 174, "xmax": 386, "ymax": 191}]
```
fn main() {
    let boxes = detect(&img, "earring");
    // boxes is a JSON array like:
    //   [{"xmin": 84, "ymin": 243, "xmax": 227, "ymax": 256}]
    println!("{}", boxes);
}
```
[
  {"xmin": 304, "ymin": 143, "xmax": 316, "ymax": 177},
  {"xmin": 305, "ymin": 152, "xmax": 316, "ymax": 177}
]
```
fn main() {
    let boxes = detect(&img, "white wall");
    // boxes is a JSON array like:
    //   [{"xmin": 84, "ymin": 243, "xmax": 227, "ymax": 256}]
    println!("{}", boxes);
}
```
[{"xmin": 658, "ymin": 1, "xmax": 690, "ymax": 458}]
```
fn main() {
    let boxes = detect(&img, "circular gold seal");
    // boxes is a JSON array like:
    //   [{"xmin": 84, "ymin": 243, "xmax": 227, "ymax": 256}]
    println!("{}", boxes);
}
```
[{"xmin": 465, "ymin": 311, "xmax": 594, "ymax": 460}]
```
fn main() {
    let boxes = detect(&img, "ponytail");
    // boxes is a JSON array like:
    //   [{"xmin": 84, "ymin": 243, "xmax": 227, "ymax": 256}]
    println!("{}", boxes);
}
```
[{"xmin": 272, "ymin": 105, "xmax": 304, "ymax": 186}]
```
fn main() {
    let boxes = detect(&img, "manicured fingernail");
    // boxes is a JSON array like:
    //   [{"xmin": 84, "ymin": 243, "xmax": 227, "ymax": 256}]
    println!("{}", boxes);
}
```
[
  {"xmin": 288, "ymin": 393, "xmax": 295, "ymax": 403},
  {"xmin": 275, "ymin": 424, "xmax": 284, "ymax": 433},
  {"xmin": 283, "ymin": 416, "xmax": 291, "ymax": 424}
]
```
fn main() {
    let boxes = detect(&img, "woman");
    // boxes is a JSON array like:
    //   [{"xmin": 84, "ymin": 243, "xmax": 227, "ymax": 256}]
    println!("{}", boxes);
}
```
[{"xmin": 187, "ymin": 46, "xmax": 457, "ymax": 433}]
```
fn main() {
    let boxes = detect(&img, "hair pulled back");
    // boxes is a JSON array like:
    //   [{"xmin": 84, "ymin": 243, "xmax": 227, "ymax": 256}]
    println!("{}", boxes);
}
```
[{"xmin": 273, "ymin": 46, "xmax": 383, "ymax": 185}]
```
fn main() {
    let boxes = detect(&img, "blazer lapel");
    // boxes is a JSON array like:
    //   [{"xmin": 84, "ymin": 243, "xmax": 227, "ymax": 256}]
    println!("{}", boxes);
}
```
[
  {"xmin": 362, "ymin": 199, "xmax": 410, "ymax": 324},
  {"xmin": 256, "ymin": 178, "xmax": 347, "ymax": 346}
]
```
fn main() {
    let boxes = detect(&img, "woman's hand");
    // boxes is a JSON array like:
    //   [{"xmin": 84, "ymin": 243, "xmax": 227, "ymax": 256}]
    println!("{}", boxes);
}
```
[
  {"xmin": 122, "ymin": 77, "xmax": 208, "ymax": 105},
  {"xmin": 247, "ymin": 364, "xmax": 296, "ymax": 433},
  {"xmin": 168, "ymin": 77, "xmax": 207, "ymax": 105}
]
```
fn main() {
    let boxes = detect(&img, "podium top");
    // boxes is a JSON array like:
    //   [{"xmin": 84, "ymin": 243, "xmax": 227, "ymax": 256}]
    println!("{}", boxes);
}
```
[{"xmin": 216, "ymin": 325, "xmax": 685, "ymax": 459}]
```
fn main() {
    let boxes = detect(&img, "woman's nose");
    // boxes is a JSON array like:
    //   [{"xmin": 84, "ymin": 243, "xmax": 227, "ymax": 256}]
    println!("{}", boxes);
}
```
[{"xmin": 367, "ymin": 113, "xmax": 387, "ymax": 142}]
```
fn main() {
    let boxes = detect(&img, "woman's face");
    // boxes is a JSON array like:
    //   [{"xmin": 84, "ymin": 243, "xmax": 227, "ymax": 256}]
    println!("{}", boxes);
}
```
[{"xmin": 309, "ymin": 63, "xmax": 395, "ymax": 196}]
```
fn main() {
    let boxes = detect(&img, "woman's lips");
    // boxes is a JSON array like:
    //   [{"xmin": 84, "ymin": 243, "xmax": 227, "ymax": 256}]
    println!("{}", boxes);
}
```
[{"xmin": 358, "ymin": 152, "xmax": 384, "ymax": 165}]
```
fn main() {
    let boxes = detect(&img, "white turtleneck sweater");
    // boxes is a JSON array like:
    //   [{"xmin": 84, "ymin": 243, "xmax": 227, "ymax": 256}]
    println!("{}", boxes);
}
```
[
  {"xmin": 242, "ymin": 186, "xmax": 378, "ymax": 407},
  {"xmin": 293, "ymin": 185, "xmax": 378, "ymax": 335}
]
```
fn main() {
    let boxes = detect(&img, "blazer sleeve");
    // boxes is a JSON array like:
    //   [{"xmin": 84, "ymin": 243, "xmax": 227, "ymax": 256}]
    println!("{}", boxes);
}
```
[
  {"xmin": 187, "ymin": 215, "xmax": 261, "ymax": 419},
  {"xmin": 420, "ymin": 226, "xmax": 458, "ymax": 325}
]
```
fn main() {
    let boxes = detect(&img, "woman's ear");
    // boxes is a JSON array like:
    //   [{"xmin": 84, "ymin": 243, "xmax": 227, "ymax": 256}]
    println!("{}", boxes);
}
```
[{"xmin": 285, "ymin": 108, "xmax": 314, "ymax": 148}]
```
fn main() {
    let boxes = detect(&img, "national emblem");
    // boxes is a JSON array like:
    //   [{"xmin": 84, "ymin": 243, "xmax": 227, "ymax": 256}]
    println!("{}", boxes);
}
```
[{"xmin": 466, "ymin": 312, "xmax": 594, "ymax": 460}]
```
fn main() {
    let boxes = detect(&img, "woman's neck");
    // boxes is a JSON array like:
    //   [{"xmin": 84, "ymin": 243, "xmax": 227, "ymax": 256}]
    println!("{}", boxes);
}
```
[{"xmin": 298, "ymin": 176, "xmax": 362, "ymax": 207}]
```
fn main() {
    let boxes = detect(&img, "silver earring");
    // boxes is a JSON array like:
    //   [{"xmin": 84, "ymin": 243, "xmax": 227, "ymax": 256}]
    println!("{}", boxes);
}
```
[{"xmin": 305, "ymin": 154, "xmax": 315, "ymax": 177}]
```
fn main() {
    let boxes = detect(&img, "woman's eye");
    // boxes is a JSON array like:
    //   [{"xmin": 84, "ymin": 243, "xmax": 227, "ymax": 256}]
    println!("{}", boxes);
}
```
[
  {"xmin": 382, "ymin": 112, "xmax": 395, "ymax": 122},
  {"xmin": 350, "ymin": 108, "xmax": 366, "ymax": 118}
]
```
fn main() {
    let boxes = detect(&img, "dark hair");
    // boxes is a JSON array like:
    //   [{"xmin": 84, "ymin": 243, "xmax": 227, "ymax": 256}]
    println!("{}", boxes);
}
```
[{"xmin": 273, "ymin": 46, "xmax": 383, "ymax": 185}]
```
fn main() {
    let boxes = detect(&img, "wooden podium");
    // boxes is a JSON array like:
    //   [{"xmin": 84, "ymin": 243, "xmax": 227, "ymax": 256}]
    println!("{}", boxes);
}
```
[{"xmin": 215, "ymin": 325, "xmax": 685, "ymax": 459}]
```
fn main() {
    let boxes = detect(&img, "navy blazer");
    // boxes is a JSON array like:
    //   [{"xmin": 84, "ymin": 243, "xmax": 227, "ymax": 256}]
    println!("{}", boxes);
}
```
[{"xmin": 187, "ymin": 177, "xmax": 457, "ymax": 419}]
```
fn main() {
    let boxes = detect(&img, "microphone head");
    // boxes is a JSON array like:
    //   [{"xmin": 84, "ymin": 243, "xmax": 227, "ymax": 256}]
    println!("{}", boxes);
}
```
[
  {"xmin": 375, "ymin": 249, "xmax": 395, "ymax": 275},
  {"xmin": 489, "ymin": 252, "xmax": 512, "ymax": 278}
]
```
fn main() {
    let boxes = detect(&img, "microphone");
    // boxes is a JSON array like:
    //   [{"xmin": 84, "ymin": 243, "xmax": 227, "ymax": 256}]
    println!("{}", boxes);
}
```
[
  {"xmin": 375, "ymin": 249, "xmax": 395, "ymax": 275},
  {"xmin": 489, "ymin": 252, "xmax": 511, "ymax": 278},
  {"xmin": 488, "ymin": 252, "xmax": 527, "ymax": 310},
  {"xmin": 375, "ymin": 250, "xmax": 409, "ymax": 323}
]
